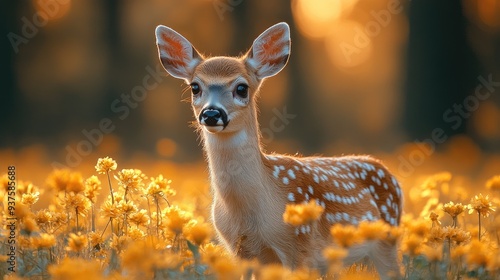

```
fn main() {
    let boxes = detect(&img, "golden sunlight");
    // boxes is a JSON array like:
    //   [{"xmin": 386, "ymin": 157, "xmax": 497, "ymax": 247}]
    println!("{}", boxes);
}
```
[
  {"xmin": 33, "ymin": 0, "xmax": 71, "ymax": 23},
  {"xmin": 477, "ymin": 0, "xmax": 499, "ymax": 27},
  {"xmin": 325, "ymin": 20, "xmax": 373, "ymax": 68},
  {"xmin": 156, "ymin": 138, "xmax": 177, "ymax": 158},
  {"xmin": 292, "ymin": 0, "xmax": 359, "ymax": 39}
]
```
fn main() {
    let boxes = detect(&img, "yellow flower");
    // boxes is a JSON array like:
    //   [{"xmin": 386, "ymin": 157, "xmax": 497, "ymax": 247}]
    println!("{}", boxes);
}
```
[
  {"xmin": 330, "ymin": 224, "xmax": 361, "ymax": 248},
  {"xmin": 465, "ymin": 239, "xmax": 491, "ymax": 269},
  {"xmin": 443, "ymin": 201, "xmax": 466, "ymax": 218},
  {"xmin": 110, "ymin": 234, "xmax": 131, "ymax": 252},
  {"xmin": 127, "ymin": 227, "xmax": 146, "ymax": 240},
  {"xmin": 443, "ymin": 226, "xmax": 471, "ymax": 245},
  {"xmin": 357, "ymin": 220, "xmax": 391, "ymax": 241},
  {"xmin": 202, "ymin": 243, "xmax": 241, "ymax": 280},
  {"xmin": 15, "ymin": 202, "xmax": 31, "ymax": 220},
  {"xmin": 95, "ymin": 156, "xmax": 117, "ymax": 174},
  {"xmin": 121, "ymin": 240, "xmax": 156, "ymax": 275},
  {"xmin": 155, "ymin": 251, "xmax": 183, "ymax": 270},
  {"xmin": 32, "ymin": 233, "xmax": 56, "ymax": 249},
  {"xmin": 421, "ymin": 172, "xmax": 452, "ymax": 191},
  {"xmin": 48, "ymin": 258, "xmax": 104, "ymax": 280},
  {"xmin": 35, "ymin": 209, "xmax": 52, "ymax": 226},
  {"xmin": 164, "ymin": 205, "xmax": 192, "ymax": 234},
  {"xmin": 288, "ymin": 267, "xmax": 320, "ymax": 280},
  {"xmin": 450, "ymin": 245, "xmax": 468, "ymax": 261},
  {"xmin": 487, "ymin": 252, "xmax": 500, "ymax": 273},
  {"xmin": 16, "ymin": 180, "xmax": 40, "ymax": 197},
  {"xmin": 129, "ymin": 209, "xmax": 150, "ymax": 227},
  {"xmin": 22, "ymin": 217, "xmax": 39, "ymax": 234},
  {"xmin": 17, "ymin": 181, "xmax": 40, "ymax": 197},
  {"xmin": 486, "ymin": 175, "xmax": 500, "ymax": 192},
  {"xmin": 111, "ymin": 190, "xmax": 125, "ymax": 204},
  {"xmin": 66, "ymin": 232, "xmax": 88, "ymax": 252},
  {"xmin": 118, "ymin": 200, "xmax": 138, "ymax": 217},
  {"xmin": 121, "ymin": 239, "xmax": 182, "ymax": 275},
  {"xmin": 46, "ymin": 170, "xmax": 85, "ymax": 193},
  {"xmin": 210, "ymin": 257, "xmax": 243, "ymax": 280},
  {"xmin": 201, "ymin": 243, "xmax": 229, "ymax": 264},
  {"xmin": 183, "ymin": 219, "xmax": 213, "ymax": 245},
  {"xmin": 147, "ymin": 174, "xmax": 176, "ymax": 197},
  {"xmin": 283, "ymin": 200, "xmax": 324, "ymax": 226},
  {"xmin": 407, "ymin": 219, "xmax": 430, "ymax": 237},
  {"xmin": 21, "ymin": 192, "xmax": 40, "ymax": 206},
  {"xmin": 386, "ymin": 226, "xmax": 404, "ymax": 245},
  {"xmin": 429, "ymin": 211, "xmax": 441, "ymax": 227},
  {"xmin": 323, "ymin": 246, "xmax": 348, "ymax": 266},
  {"xmin": 427, "ymin": 226, "xmax": 446, "ymax": 245},
  {"xmin": 422, "ymin": 245, "xmax": 443, "ymax": 262},
  {"xmin": 258, "ymin": 264, "xmax": 291, "ymax": 280},
  {"xmin": 100, "ymin": 200, "xmax": 120, "ymax": 219},
  {"xmin": 51, "ymin": 212, "xmax": 68, "ymax": 229},
  {"xmin": 64, "ymin": 192, "xmax": 91, "ymax": 217},
  {"xmin": 67, "ymin": 172, "xmax": 85, "ymax": 193},
  {"xmin": 468, "ymin": 193, "xmax": 496, "ymax": 217},
  {"xmin": 401, "ymin": 213, "xmax": 415, "ymax": 226},
  {"xmin": 84, "ymin": 175, "xmax": 101, "ymax": 203},
  {"xmin": 46, "ymin": 169, "xmax": 68, "ymax": 192},
  {"xmin": 339, "ymin": 270, "xmax": 379, "ymax": 279},
  {"xmin": 402, "ymin": 234, "xmax": 423, "ymax": 256},
  {"xmin": 114, "ymin": 169, "xmax": 144, "ymax": 192},
  {"xmin": 88, "ymin": 231, "xmax": 103, "ymax": 248}
]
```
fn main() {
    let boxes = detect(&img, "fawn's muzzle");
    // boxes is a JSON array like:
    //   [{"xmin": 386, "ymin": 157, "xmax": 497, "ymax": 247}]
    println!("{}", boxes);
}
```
[{"xmin": 199, "ymin": 107, "xmax": 229, "ymax": 128}]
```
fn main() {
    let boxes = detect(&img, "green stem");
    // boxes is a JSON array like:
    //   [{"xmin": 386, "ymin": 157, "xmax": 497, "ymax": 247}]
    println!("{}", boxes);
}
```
[
  {"xmin": 107, "ymin": 171, "xmax": 115, "ymax": 204},
  {"xmin": 101, "ymin": 218, "xmax": 111, "ymax": 239},
  {"xmin": 123, "ymin": 214, "xmax": 128, "ymax": 235},
  {"xmin": 405, "ymin": 256, "xmax": 412, "ymax": 279},
  {"xmin": 478, "ymin": 211, "xmax": 481, "ymax": 241},
  {"xmin": 75, "ymin": 208, "xmax": 79, "ymax": 231},
  {"xmin": 430, "ymin": 260, "xmax": 436, "ymax": 279},
  {"xmin": 91, "ymin": 205, "xmax": 95, "ymax": 232},
  {"xmin": 146, "ymin": 196, "xmax": 153, "ymax": 244},
  {"xmin": 156, "ymin": 195, "xmax": 160, "ymax": 237},
  {"xmin": 106, "ymin": 171, "xmax": 115, "ymax": 234}
]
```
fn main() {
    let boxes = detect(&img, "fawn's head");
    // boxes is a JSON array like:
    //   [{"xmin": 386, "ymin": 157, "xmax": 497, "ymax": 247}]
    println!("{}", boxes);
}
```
[{"xmin": 155, "ymin": 23, "xmax": 290, "ymax": 134}]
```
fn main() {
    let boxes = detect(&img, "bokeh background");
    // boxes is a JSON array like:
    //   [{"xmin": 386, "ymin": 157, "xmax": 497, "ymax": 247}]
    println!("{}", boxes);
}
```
[{"xmin": 1, "ymin": 0, "xmax": 500, "ymax": 209}]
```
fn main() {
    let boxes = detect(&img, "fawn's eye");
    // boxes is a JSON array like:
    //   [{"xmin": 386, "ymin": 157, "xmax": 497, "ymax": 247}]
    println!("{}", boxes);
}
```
[
  {"xmin": 235, "ymin": 84, "xmax": 248, "ymax": 98},
  {"xmin": 190, "ymin": 83, "xmax": 201, "ymax": 95}
]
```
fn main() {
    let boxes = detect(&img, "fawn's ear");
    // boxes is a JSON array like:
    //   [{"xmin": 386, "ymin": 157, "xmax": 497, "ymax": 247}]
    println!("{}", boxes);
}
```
[
  {"xmin": 246, "ymin": 22, "xmax": 291, "ymax": 80},
  {"xmin": 155, "ymin": 25, "xmax": 203, "ymax": 80}
]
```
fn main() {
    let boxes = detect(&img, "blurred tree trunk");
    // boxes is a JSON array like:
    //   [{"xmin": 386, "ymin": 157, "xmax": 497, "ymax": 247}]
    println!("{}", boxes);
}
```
[
  {"xmin": 0, "ymin": 2, "xmax": 25, "ymax": 147},
  {"xmin": 230, "ymin": 0, "xmax": 250, "ymax": 53},
  {"xmin": 282, "ymin": 1, "xmax": 324, "ymax": 153},
  {"xmin": 403, "ymin": 0, "xmax": 479, "ymax": 142},
  {"xmin": 102, "ymin": 0, "xmax": 121, "ymax": 107}
]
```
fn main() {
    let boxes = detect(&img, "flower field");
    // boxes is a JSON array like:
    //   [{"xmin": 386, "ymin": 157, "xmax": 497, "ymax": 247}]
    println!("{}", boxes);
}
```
[{"xmin": 1, "ymin": 143, "xmax": 500, "ymax": 279}]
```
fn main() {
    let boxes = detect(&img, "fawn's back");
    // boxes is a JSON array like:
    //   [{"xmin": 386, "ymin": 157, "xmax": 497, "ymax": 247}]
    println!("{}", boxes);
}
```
[{"xmin": 265, "ymin": 154, "xmax": 402, "ymax": 232}]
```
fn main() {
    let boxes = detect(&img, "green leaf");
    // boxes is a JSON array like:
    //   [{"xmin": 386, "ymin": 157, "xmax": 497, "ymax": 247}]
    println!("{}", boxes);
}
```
[{"xmin": 186, "ymin": 240, "xmax": 200, "ymax": 260}]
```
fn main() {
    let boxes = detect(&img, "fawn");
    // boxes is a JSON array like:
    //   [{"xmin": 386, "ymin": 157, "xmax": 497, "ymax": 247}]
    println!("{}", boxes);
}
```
[{"xmin": 155, "ymin": 22, "xmax": 402, "ymax": 278}]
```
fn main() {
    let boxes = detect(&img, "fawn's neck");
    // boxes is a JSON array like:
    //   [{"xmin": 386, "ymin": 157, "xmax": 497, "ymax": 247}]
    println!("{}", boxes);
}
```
[{"xmin": 202, "ymin": 112, "xmax": 271, "ymax": 208}]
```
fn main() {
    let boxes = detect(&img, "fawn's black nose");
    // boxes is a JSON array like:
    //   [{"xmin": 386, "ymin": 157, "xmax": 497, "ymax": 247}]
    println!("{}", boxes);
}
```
[
  {"xmin": 201, "ymin": 109, "xmax": 221, "ymax": 126},
  {"xmin": 200, "ymin": 107, "xmax": 229, "ymax": 128}
]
